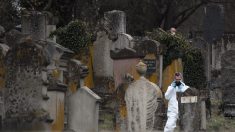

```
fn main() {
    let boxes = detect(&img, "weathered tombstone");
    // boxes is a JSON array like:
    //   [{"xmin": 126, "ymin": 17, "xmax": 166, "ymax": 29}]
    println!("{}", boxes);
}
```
[
  {"xmin": 3, "ymin": 36, "xmax": 50, "ymax": 130},
  {"xmin": 110, "ymin": 37, "xmax": 163, "ymax": 131},
  {"xmin": 3, "ymin": 11, "xmax": 74, "ymax": 131},
  {"xmin": 104, "ymin": 10, "xmax": 126, "ymax": 39},
  {"xmin": 203, "ymin": 4, "xmax": 224, "ymax": 43},
  {"xmin": 68, "ymin": 59, "xmax": 101, "ymax": 132},
  {"xmin": 125, "ymin": 61, "xmax": 161, "ymax": 132},
  {"xmin": 133, "ymin": 39, "xmax": 166, "ymax": 130},
  {"xmin": 42, "ymin": 40, "xmax": 74, "ymax": 131},
  {"xmin": 178, "ymin": 88, "xmax": 200, "ymax": 132},
  {"xmin": 221, "ymin": 47, "xmax": 235, "ymax": 117},
  {"xmin": 134, "ymin": 39, "xmax": 162, "ymax": 83},
  {"xmin": 111, "ymin": 48, "xmax": 143, "ymax": 88},
  {"xmin": 93, "ymin": 10, "xmax": 127, "ymax": 77},
  {"xmin": 110, "ymin": 47, "xmax": 143, "ymax": 131},
  {"xmin": 22, "ymin": 11, "xmax": 47, "ymax": 40},
  {"xmin": 93, "ymin": 10, "xmax": 128, "ymax": 130},
  {"xmin": 93, "ymin": 10, "xmax": 126, "ymax": 78}
]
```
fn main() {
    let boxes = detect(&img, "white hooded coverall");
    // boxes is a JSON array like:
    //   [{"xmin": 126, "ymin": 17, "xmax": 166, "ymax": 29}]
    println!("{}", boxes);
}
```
[{"xmin": 164, "ymin": 81, "xmax": 189, "ymax": 132}]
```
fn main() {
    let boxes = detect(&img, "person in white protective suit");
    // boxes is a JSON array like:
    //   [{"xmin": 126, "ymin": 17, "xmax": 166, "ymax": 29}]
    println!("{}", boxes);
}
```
[{"xmin": 164, "ymin": 72, "xmax": 189, "ymax": 132}]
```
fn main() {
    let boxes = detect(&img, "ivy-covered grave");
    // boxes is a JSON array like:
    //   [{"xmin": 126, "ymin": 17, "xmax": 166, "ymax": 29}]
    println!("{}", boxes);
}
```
[{"xmin": 147, "ymin": 28, "xmax": 206, "ymax": 89}]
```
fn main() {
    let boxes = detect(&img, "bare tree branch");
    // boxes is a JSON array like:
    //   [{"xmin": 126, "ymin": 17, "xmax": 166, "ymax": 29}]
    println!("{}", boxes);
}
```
[
  {"xmin": 175, "ymin": 1, "xmax": 205, "ymax": 20},
  {"xmin": 43, "ymin": 0, "xmax": 53, "ymax": 11},
  {"xmin": 174, "ymin": 1, "xmax": 206, "ymax": 27}
]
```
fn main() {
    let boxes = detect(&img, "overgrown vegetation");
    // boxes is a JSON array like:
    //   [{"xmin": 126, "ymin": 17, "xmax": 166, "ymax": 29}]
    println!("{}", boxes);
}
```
[
  {"xmin": 147, "ymin": 28, "xmax": 206, "ymax": 89},
  {"xmin": 206, "ymin": 99, "xmax": 235, "ymax": 131},
  {"xmin": 50, "ymin": 20, "xmax": 92, "ymax": 53}
]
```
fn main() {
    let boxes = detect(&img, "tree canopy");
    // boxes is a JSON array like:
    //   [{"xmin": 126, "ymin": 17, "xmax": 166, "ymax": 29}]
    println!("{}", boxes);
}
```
[
  {"xmin": 1, "ymin": 0, "xmax": 229, "ymax": 35},
  {"xmin": 0, "ymin": 0, "xmax": 19, "ymax": 30}
]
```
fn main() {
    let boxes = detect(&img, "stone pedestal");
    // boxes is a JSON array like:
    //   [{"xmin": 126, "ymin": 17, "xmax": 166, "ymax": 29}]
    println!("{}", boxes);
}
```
[{"xmin": 178, "ymin": 88, "xmax": 201, "ymax": 132}]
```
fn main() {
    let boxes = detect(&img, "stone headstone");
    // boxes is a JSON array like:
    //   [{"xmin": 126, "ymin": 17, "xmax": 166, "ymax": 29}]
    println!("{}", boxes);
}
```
[
  {"xmin": 178, "ymin": 88, "xmax": 200, "ymax": 132},
  {"xmin": 125, "ymin": 61, "xmax": 161, "ymax": 132},
  {"xmin": 203, "ymin": 4, "xmax": 224, "ymax": 43},
  {"xmin": 93, "ymin": 31, "xmax": 113, "ymax": 77},
  {"xmin": 3, "ymin": 33, "xmax": 72, "ymax": 131},
  {"xmin": 22, "ymin": 11, "xmax": 46, "ymax": 41},
  {"xmin": 67, "ymin": 59, "xmax": 100, "ymax": 132},
  {"xmin": 68, "ymin": 86, "xmax": 101, "ymax": 132},
  {"xmin": 221, "ymin": 49, "xmax": 235, "ymax": 116},
  {"xmin": 3, "ymin": 38, "xmax": 49, "ymax": 130},
  {"xmin": 93, "ymin": 10, "xmax": 127, "ymax": 77}
]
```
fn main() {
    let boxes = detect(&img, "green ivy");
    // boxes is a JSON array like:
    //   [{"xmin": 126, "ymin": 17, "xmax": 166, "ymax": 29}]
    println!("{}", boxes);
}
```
[
  {"xmin": 147, "ymin": 28, "xmax": 206, "ymax": 89},
  {"xmin": 50, "ymin": 20, "xmax": 92, "ymax": 53}
]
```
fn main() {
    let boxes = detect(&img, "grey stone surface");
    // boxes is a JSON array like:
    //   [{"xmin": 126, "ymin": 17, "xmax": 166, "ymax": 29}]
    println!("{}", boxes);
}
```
[
  {"xmin": 178, "ymin": 88, "xmax": 200, "ymax": 132},
  {"xmin": 93, "ymin": 31, "xmax": 114, "ymax": 77},
  {"xmin": 111, "ymin": 33, "xmax": 133, "ymax": 50},
  {"xmin": 3, "ymin": 39, "xmax": 49, "ymax": 130},
  {"xmin": 221, "ymin": 49, "xmax": 235, "ymax": 116},
  {"xmin": 68, "ymin": 86, "xmax": 101, "ymax": 132},
  {"xmin": 93, "ymin": 10, "xmax": 127, "ymax": 77},
  {"xmin": 22, "ymin": 11, "xmax": 46, "ymax": 41},
  {"xmin": 104, "ymin": 10, "xmax": 126, "ymax": 40},
  {"xmin": 125, "ymin": 73, "xmax": 161, "ymax": 132}
]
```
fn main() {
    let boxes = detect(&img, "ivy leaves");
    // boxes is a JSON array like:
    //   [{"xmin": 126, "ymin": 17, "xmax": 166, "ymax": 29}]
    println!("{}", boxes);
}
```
[
  {"xmin": 50, "ymin": 20, "xmax": 92, "ymax": 53},
  {"xmin": 147, "ymin": 28, "xmax": 206, "ymax": 89}
]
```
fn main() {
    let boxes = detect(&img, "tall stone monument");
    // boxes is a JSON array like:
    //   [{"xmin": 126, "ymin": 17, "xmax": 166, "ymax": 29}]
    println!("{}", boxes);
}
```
[
  {"xmin": 93, "ymin": 10, "xmax": 127, "ymax": 78},
  {"xmin": 125, "ymin": 61, "xmax": 161, "ymax": 132}
]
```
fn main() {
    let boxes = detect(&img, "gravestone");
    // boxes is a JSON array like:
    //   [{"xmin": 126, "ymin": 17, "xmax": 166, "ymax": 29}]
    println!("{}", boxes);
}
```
[
  {"xmin": 68, "ymin": 59, "xmax": 101, "ymax": 132},
  {"xmin": 178, "ymin": 88, "xmax": 200, "ymax": 132},
  {"xmin": 3, "ymin": 11, "xmax": 74, "ymax": 131},
  {"xmin": 203, "ymin": 4, "xmax": 224, "ymax": 43},
  {"xmin": 93, "ymin": 10, "xmax": 126, "ymax": 78},
  {"xmin": 93, "ymin": 11, "xmax": 129, "ymax": 130},
  {"xmin": 3, "ymin": 36, "xmax": 50, "ymax": 130},
  {"xmin": 104, "ymin": 10, "xmax": 126, "ymax": 40},
  {"xmin": 22, "ymin": 11, "xmax": 46, "ymax": 40},
  {"xmin": 68, "ymin": 87, "xmax": 101, "ymax": 132},
  {"xmin": 111, "ymin": 48, "xmax": 144, "ymax": 131},
  {"xmin": 134, "ymin": 39, "xmax": 162, "ymax": 85},
  {"xmin": 125, "ymin": 61, "xmax": 161, "ymax": 132},
  {"xmin": 110, "ymin": 37, "xmax": 163, "ymax": 131},
  {"xmin": 221, "ymin": 48, "xmax": 235, "ymax": 116}
]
